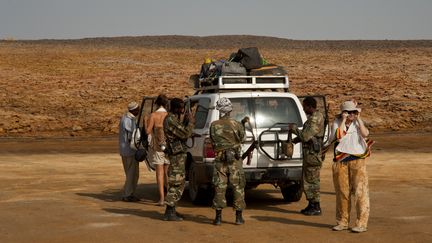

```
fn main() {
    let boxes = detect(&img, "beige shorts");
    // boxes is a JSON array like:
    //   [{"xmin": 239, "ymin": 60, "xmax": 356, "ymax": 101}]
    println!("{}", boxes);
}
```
[{"xmin": 149, "ymin": 148, "xmax": 170, "ymax": 165}]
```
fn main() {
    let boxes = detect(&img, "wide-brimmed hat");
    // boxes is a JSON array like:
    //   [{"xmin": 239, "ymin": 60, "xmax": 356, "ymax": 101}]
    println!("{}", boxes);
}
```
[
  {"xmin": 340, "ymin": 100, "xmax": 361, "ymax": 112},
  {"xmin": 128, "ymin": 101, "xmax": 139, "ymax": 111}
]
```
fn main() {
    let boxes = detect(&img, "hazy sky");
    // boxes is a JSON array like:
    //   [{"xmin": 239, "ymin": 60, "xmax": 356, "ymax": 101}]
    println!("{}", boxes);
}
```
[{"xmin": 1, "ymin": 0, "xmax": 431, "ymax": 40}]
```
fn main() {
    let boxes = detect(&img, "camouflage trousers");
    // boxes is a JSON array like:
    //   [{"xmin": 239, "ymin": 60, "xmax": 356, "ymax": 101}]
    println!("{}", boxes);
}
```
[
  {"xmin": 164, "ymin": 153, "xmax": 186, "ymax": 207},
  {"xmin": 212, "ymin": 154, "xmax": 246, "ymax": 211},
  {"xmin": 332, "ymin": 159, "xmax": 370, "ymax": 228},
  {"xmin": 303, "ymin": 150, "xmax": 322, "ymax": 203}
]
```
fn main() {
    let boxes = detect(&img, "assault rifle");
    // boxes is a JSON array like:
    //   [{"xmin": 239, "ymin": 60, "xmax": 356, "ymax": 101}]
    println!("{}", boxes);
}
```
[
  {"xmin": 183, "ymin": 96, "xmax": 192, "ymax": 126},
  {"xmin": 240, "ymin": 118, "xmax": 256, "ymax": 165}
]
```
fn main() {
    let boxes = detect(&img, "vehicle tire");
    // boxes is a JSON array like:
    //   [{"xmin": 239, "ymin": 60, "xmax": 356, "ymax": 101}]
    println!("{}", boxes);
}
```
[
  {"xmin": 188, "ymin": 165, "xmax": 212, "ymax": 205},
  {"xmin": 281, "ymin": 182, "xmax": 303, "ymax": 202}
]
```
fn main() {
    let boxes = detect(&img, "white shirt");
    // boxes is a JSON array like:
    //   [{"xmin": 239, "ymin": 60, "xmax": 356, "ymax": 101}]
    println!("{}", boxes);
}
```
[
  {"xmin": 330, "ymin": 118, "xmax": 367, "ymax": 155},
  {"xmin": 118, "ymin": 112, "xmax": 137, "ymax": 157}
]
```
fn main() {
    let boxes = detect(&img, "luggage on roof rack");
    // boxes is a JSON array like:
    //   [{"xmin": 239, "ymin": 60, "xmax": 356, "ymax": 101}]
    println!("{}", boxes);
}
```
[
  {"xmin": 196, "ymin": 48, "xmax": 288, "ymax": 89},
  {"xmin": 194, "ymin": 75, "xmax": 290, "ymax": 94}
]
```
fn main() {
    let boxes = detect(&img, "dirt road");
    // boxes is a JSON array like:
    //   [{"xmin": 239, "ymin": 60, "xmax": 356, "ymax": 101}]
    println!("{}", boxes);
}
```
[{"xmin": 0, "ymin": 133, "xmax": 431, "ymax": 243}]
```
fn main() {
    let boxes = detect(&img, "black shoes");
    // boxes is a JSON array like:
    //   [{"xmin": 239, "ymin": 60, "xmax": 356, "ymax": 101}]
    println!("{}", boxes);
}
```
[
  {"xmin": 301, "ymin": 202, "xmax": 322, "ymax": 216},
  {"xmin": 122, "ymin": 195, "xmax": 140, "ymax": 202},
  {"xmin": 163, "ymin": 205, "xmax": 183, "ymax": 221},
  {"xmin": 235, "ymin": 210, "xmax": 245, "ymax": 225},
  {"xmin": 213, "ymin": 210, "xmax": 222, "ymax": 226},
  {"xmin": 300, "ymin": 201, "xmax": 313, "ymax": 214},
  {"xmin": 212, "ymin": 210, "xmax": 244, "ymax": 225}
]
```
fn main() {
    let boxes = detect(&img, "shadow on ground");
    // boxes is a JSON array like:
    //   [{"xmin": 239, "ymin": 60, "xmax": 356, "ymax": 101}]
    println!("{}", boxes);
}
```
[
  {"xmin": 251, "ymin": 215, "xmax": 333, "ymax": 228},
  {"xmin": 102, "ymin": 208, "xmax": 213, "ymax": 225}
]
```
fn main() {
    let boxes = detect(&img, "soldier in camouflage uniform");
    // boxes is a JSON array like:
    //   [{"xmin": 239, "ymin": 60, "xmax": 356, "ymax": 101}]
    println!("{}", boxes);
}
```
[
  {"xmin": 210, "ymin": 97, "xmax": 247, "ymax": 226},
  {"xmin": 162, "ymin": 98, "xmax": 194, "ymax": 221},
  {"xmin": 289, "ymin": 96, "xmax": 325, "ymax": 216}
]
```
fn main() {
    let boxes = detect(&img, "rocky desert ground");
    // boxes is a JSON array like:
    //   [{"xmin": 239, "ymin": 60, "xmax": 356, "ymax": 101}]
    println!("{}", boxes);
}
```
[
  {"xmin": 0, "ymin": 134, "xmax": 431, "ymax": 242},
  {"xmin": 0, "ymin": 36, "xmax": 431, "ymax": 137},
  {"xmin": 0, "ymin": 36, "xmax": 431, "ymax": 242}
]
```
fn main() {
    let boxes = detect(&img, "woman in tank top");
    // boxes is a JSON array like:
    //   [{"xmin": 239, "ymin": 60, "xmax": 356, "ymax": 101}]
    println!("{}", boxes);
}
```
[{"xmin": 146, "ymin": 94, "xmax": 170, "ymax": 206}]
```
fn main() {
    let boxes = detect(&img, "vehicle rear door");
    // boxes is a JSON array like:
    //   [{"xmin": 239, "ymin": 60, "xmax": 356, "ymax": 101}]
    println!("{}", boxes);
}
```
[
  {"xmin": 137, "ymin": 96, "xmax": 157, "ymax": 171},
  {"xmin": 251, "ymin": 93, "xmax": 307, "ymax": 168}
]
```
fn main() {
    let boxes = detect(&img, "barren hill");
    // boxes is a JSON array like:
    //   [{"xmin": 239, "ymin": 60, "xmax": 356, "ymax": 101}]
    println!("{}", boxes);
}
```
[{"xmin": 0, "ymin": 35, "xmax": 431, "ymax": 137}]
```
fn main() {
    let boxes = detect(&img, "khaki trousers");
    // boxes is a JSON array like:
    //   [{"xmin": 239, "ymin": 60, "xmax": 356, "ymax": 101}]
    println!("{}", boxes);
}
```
[
  {"xmin": 332, "ymin": 158, "xmax": 370, "ymax": 228},
  {"xmin": 121, "ymin": 156, "xmax": 139, "ymax": 197}
]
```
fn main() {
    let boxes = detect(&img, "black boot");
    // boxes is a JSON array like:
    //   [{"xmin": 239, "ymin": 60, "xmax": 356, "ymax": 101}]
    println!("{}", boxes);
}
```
[
  {"xmin": 235, "ymin": 210, "xmax": 245, "ymax": 225},
  {"xmin": 213, "ymin": 210, "xmax": 222, "ymax": 226},
  {"xmin": 300, "ymin": 201, "xmax": 313, "ymax": 214},
  {"xmin": 302, "ymin": 202, "xmax": 322, "ymax": 216},
  {"xmin": 163, "ymin": 205, "xmax": 183, "ymax": 221},
  {"xmin": 173, "ymin": 206, "xmax": 184, "ymax": 220},
  {"xmin": 314, "ymin": 202, "xmax": 322, "ymax": 215}
]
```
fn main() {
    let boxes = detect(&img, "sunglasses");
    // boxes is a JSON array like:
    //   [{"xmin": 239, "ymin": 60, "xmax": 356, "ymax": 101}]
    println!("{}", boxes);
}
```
[{"xmin": 343, "ymin": 110, "xmax": 358, "ymax": 115}]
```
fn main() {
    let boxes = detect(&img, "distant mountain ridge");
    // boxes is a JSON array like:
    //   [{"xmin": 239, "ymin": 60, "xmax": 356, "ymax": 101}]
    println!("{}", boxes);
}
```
[{"xmin": 11, "ymin": 35, "xmax": 432, "ymax": 50}]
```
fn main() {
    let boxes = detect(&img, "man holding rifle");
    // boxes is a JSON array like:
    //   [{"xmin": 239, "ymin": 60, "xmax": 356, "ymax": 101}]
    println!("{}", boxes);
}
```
[
  {"xmin": 210, "ymin": 97, "xmax": 248, "ymax": 226},
  {"xmin": 162, "ymin": 98, "xmax": 195, "ymax": 221},
  {"xmin": 289, "ymin": 96, "xmax": 325, "ymax": 216}
]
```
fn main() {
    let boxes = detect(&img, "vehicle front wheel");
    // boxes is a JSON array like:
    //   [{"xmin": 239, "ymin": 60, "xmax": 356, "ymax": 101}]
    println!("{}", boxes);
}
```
[{"xmin": 280, "ymin": 182, "xmax": 303, "ymax": 202}]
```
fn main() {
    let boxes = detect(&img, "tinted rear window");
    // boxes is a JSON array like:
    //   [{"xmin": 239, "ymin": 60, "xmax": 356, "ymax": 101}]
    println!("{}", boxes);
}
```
[
  {"xmin": 193, "ymin": 98, "xmax": 211, "ymax": 129},
  {"xmin": 230, "ymin": 97, "xmax": 302, "ymax": 128}
]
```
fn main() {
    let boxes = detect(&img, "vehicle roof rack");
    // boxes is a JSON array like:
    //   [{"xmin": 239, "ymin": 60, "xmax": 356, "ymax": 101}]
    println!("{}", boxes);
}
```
[{"xmin": 194, "ymin": 75, "xmax": 290, "ymax": 94}]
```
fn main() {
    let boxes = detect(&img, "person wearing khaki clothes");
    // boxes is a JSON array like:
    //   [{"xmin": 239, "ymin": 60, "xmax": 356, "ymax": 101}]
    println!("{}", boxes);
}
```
[
  {"xmin": 329, "ymin": 100, "xmax": 373, "ymax": 233},
  {"xmin": 332, "ymin": 158, "xmax": 369, "ymax": 232}
]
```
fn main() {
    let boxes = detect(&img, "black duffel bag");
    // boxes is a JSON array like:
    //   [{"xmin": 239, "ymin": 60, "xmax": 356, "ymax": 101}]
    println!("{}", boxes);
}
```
[
  {"xmin": 233, "ymin": 47, "xmax": 263, "ymax": 70},
  {"xmin": 221, "ymin": 61, "xmax": 247, "ymax": 83}
]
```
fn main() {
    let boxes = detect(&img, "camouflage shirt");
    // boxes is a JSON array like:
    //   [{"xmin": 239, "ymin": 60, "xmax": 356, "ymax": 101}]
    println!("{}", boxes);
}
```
[
  {"xmin": 210, "ymin": 116, "xmax": 245, "ymax": 152},
  {"xmin": 163, "ymin": 113, "xmax": 194, "ymax": 153},
  {"xmin": 292, "ymin": 110, "xmax": 325, "ymax": 143}
]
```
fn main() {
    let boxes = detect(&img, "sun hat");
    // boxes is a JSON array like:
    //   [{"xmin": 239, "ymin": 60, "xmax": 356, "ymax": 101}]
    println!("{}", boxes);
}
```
[
  {"xmin": 128, "ymin": 101, "xmax": 139, "ymax": 111},
  {"xmin": 340, "ymin": 100, "xmax": 361, "ymax": 112}
]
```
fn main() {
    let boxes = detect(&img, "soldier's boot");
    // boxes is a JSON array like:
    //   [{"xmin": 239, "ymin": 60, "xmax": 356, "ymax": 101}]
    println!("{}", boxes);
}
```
[
  {"xmin": 300, "ymin": 201, "xmax": 313, "ymax": 214},
  {"xmin": 173, "ymin": 206, "xmax": 184, "ymax": 220},
  {"xmin": 163, "ymin": 205, "xmax": 183, "ymax": 221},
  {"xmin": 235, "ymin": 210, "xmax": 245, "ymax": 225},
  {"xmin": 213, "ymin": 210, "xmax": 222, "ymax": 226},
  {"xmin": 303, "ymin": 202, "xmax": 322, "ymax": 216}
]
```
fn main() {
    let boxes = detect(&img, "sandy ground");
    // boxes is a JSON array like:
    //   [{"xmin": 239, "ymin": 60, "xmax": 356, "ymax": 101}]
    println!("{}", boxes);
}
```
[{"xmin": 0, "ymin": 133, "xmax": 431, "ymax": 243}]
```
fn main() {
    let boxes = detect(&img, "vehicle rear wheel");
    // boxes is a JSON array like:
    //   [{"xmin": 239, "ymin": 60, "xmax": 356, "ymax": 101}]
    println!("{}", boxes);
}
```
[
  {"xmin": 281, "ymin": 182, "xmax": 303, "ymax": 202},
  {"xmin": 188, "ymin": 166, "xmax": 212, "ymax": 205}
]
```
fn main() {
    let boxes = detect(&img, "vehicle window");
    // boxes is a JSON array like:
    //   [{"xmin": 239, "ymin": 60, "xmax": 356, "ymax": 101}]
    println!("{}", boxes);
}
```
[
  {"xmin": 254, "ymin": 97, "xmax": 302, "ymax": 128},
  {"xmin": 138, "ymin": 99, "xmax": 155, "ymax": 128},
  {"xmin": 229, "ymin": 98, "xmax": 253, "ymax": 123},
  {"xmin": 193, "ymin": 98, "xmax": 211, "ymax": 129}
]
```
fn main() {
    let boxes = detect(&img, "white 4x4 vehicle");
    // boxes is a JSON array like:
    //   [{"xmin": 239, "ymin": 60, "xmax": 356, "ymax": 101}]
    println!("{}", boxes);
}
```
[{"xmin": 139, "ymin": 75, "xmax": 328, "ymax": 204}]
